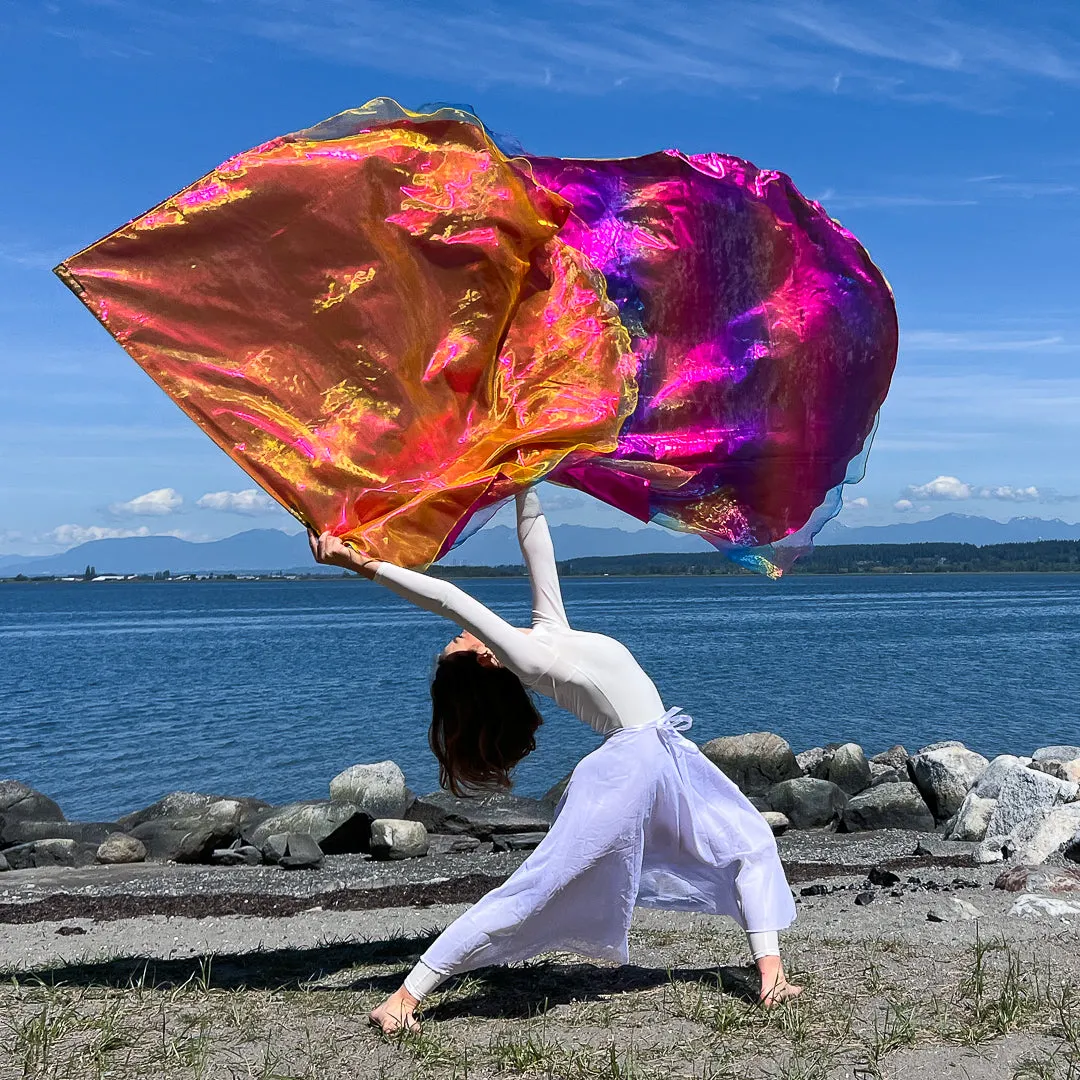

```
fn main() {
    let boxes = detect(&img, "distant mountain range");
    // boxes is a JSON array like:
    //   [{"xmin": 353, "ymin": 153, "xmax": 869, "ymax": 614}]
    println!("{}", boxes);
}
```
[
  {"xmin": 3, "ymin": 514, "xmax": 1079, "ymax": 577},
  {"xmin": 0, "ymin": 524, "xmax": 709, "ymax": 577},
  {"xmin": 816, "ymin": 513, "xmax": 1080, "ymax": 546}
]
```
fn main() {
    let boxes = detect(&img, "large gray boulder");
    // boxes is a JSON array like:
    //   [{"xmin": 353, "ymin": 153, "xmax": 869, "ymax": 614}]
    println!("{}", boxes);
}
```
[
  {"xmin": 328, "ymin": 761, "xmax": 412, "ymax": 819},
  {"xmin": 1005, "ymin": 804, "xmax": 1080, "ymax": 866},
  {"xmin": 795, "ymin": 747, "xmax": 826, "ymax": 776},
  {"xmin": 995, "ymin": 864, "xmax": 1080, "ymax": 893},
  {"xmin": 96, "ymin": 833, "xmax": 147, "ymax": 864},
  {"xmin": 972, "ymin": 755, "xmax": 1030, "ymax": 800},
  {"xmin": 244, "ymin": 801, "xmax": 371, "ymax": 854},
  {"xmin": 0, "ymin": 820, "xmax": 120, "ymax": 847},
  {"xmin": 824, "ymin": 743, "xmax": 872, "ymax": 795},
  {"xmin": 918, "ymin": 740, "xmax": 965, "ymax": 752},
  {"xmin": 0, "ymin": 781, "xmax": 64, "ymax": 823},
  {"xmin": 278, "ymin": 833, "xmax": 324, "ymax": 870},
  {"xmin": 1032, "ymin": 745, "xmax": 1080, "ymax": 763},
  {"xmin": 369, "ymin": 819, "xmax": 429, "ymax": 860},
  {"xmin": 1030, "ymin": 759, "xmax": 1080, "ymax": 784},
  {"xmin": 130, "ymin": 816, "xmax": 240, "ymax": 863},
  {"xmin": 946, "ymin": 793, "xmax": 996, "ymax": 842},
  {"xmin": 701, "ymin": 732, "xmax": 800, "ymax": 796},
  {"xmin": 986, "ymin": 767, "xmax": 1078, "ymax": 839},
  {"xmin": 0, "ymin": 853, "xmax": 8, "ymax": 872},
  {"xmin": 840, "ymin": 783, "xmax": 935, "ymax": 833},
  {"xmin": 870, "ymin": 764, "xmax": 905, "ymax": 787},
  {"xmin": 118, "ymin": 792, "xmax": 269, "ymax": 831},
  {"xmin": 871, "ymin": 745, "xmax": 910, "ymax": 771},
  {"xmin": 908, "ymin": 744, "xmax": 989, "ymax": 820},
  {"xmin": 406, "ymin": 791, "xmax": 552, "ymax": 840},
  {"xmin": 1009, "ymin": 895, "xmax": 1080, "ymax": 919},
  {"xmin": 3, "ymin": 838, "xmax": 95, "ymax": 870},
  {"xmin": 766, "ymin": 778, "xmax": 848, "ymax": 829},
  {"xmin": 974, "ymin": 836, "xmax": 1006, "ymax": 864}
]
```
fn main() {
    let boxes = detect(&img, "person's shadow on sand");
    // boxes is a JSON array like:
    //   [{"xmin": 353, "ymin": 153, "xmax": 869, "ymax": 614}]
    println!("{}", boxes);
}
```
[{"xmin": 1, "ymin": 933, "xmax": 761, "ymax": 1018}]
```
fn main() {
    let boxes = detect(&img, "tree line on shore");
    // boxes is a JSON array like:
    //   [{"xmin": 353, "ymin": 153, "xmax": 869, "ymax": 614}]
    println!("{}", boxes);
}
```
[
  {"xmin": 4, "ymin": 540, "xmax": 1079, "ymax": 583},
  {"xmin": 435, "ymin": 539, "xmax": 1080, "ymax": 578}
]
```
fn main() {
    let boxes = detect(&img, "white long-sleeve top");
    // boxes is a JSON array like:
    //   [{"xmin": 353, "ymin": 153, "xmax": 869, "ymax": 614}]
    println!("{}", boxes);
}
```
[{"xmin": 373, "ymin": 491, "xmax": 667, "ymax": 735}]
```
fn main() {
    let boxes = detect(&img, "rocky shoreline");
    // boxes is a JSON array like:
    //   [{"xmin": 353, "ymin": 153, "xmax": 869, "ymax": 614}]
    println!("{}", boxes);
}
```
[{"xmin": 2, "ymin": 735, "xmax": 1079, "ymax": 916}]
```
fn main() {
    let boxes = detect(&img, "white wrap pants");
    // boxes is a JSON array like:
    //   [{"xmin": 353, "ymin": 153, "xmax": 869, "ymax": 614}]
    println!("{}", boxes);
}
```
[{"xmin": 412, "ymin": 711, "xmax": 796, "ymax": 988}]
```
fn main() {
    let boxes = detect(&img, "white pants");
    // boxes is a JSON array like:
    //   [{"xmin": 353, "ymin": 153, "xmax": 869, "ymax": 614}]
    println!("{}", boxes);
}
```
[{"xmin": 404, "ymin": 711, "xmax": 795, "ymax": 1000}]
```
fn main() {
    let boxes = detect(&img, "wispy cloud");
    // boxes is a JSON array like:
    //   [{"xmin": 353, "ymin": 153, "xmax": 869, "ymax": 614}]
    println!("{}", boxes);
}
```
[
  {"xmin": 901, "ymin": 330, "xmax": 1070, "ymax": 353},
  {"xmin": 31, "ymin": 0, "xmax": 1080, "ymax": 110},
  {"xmin": 47, "ymin": 523, "xmax": 154, "ymax": 546},
  {"xmin": 816, "ymin": 172, "xmax": 1080, "ymax": 214},
  {"xmin": 0, "ymin": 242, "xmax": 69, "ymax": 269},
  {"xmin": 886, "ymin": 372, "xmax": 1080, "ymax": 426},
  {"xmin": 774, "ymin": 1, "xmax": 1079, "ymax": 82},
  {"xmin": 43, "ymin": 523, "xmax": 199, "ymax": 549},
  {"xmin": 967, "ymin": 177, "xmax": 1080, "ymax": 198},
  {"xmin": 816, "ymin": 188, "xmax": 978, "ymax": 210}
]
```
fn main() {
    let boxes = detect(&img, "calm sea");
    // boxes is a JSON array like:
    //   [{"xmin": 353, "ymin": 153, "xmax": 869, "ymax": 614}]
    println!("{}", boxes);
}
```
[{"xmin": 1, "ymin": 574, "xmax": 1078, "ymax": 822}]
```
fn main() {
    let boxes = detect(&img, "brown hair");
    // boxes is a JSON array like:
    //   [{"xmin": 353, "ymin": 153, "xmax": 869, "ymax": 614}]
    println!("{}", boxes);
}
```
[{"xmin": 429, "ymin": 651, "xmax": 543, "ymax": 795}]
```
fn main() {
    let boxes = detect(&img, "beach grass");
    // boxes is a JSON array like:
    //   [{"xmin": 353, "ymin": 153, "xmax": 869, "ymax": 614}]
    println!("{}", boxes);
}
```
[{"xmin": 1, "ymin": 926, "xmax": 1077, "ymax": 1080}]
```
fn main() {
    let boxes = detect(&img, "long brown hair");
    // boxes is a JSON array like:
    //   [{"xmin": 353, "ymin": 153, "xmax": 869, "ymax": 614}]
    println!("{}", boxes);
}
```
[{"xmin": 429, "ymin": 651, "xmax": 543, "ymax": 795}]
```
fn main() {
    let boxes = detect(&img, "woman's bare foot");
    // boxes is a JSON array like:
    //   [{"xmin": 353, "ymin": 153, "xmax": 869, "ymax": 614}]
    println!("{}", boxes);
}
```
[
  {"xmin": 369, "ymin": 987, "xmax": 421, "ymax": 1034},
  {"xmin": 756, "ymin": 955, "xmax": 803, "ymax": 1008}
]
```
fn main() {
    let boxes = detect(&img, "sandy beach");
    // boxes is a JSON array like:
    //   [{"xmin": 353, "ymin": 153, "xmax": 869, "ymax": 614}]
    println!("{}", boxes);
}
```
[{"xmin": 2, "ymin": 829, "xmax": 1077, "ymax": 1080}]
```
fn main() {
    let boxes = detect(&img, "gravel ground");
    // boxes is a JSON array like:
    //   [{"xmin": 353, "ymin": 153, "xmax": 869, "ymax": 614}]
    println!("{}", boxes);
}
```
[{"xmin": 1, "ymin": 829, "xmax": 1077, "ymax": 1079}]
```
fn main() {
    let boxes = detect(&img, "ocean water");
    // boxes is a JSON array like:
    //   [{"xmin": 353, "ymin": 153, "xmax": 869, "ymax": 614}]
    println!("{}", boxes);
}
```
[{"xmin": 1, "ymin": 574, "xmax": 1078, "ymax": 822}]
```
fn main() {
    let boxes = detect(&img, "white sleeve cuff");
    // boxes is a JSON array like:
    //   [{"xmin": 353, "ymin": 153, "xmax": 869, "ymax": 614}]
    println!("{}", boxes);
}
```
[
  {"xmin": 403, "ymin": 960, "xmax": 446, "ymax": 1002},
  {"xmin": 746, "ymin": 930, "xmax": 780, "ymax": 961}
]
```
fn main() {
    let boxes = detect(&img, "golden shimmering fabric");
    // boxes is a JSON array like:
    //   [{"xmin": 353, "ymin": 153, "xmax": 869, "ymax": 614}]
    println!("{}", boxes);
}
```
[{"xmin": 57, "ymin": 113, "xmax": 634, "ymax": 566}]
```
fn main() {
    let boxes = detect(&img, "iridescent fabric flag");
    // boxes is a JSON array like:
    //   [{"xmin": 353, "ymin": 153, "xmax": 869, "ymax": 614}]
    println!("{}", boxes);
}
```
[
  {"xmin": 57, "ymin": 99, "xmax": 897, "ymax": 574},
  {"xmin": 527, "ymin": 152, "xmax": 897, "ymax": 574},
  {"xmin": 57, "ymin": 103, "xmax": 635, "ymax": 567}
]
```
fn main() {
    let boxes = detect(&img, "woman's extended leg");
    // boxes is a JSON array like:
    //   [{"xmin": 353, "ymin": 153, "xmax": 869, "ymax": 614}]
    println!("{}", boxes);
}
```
[
  {"xmin": 370, "ymin": 740, "xmax": 655, "ymax": 1033},
  {"xmin": 747, "ymin": 930, "xmax": 802, "ymax": 1006}
]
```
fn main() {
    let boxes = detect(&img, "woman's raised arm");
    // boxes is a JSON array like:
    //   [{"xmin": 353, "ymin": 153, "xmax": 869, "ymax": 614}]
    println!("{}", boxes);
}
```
[
  {"xmin": 310, "ymin": 529, "xmax": 556, "ymax": 685},
  {"xmin": 516, "ymin": 490, "xmax": 569, "ymax": 629}
]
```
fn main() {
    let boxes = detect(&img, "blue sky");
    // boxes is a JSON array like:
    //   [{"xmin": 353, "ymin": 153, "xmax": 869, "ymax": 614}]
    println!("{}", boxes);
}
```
[{"xmin": 2, "ymin": 0, "xmax": 1078, "ymax": 554}]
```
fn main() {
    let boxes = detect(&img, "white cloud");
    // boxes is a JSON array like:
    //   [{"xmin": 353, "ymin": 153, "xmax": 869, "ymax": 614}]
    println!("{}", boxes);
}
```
[
  {"xmin": 893, "ymin": 499, "xmax": 914, "ymax": 512},
  {"xmin": 109, "ymin": 488, "xmax": 183, "ymax": 516},
  {"xmin": 196, "ymin": 489, "xmax": 275, "ymax": 515},
  {"xmin": 905, "ymin": 475, "xmax": 973, "ymax": 500},
  {"xmin": 848, "ymin": 496, "xmax": 870, "ymax": 508},
  {"xmin": 47, "ymin": 524, "xmax": 153, "ymax": 546},
  {"xmin": 901, "ymin": 331, "xmax": 1068, "ymax": 353},
  {"xmin": 967, "ymin": 178, "xmax": 1080, "ymax": 199},
  {"xmin": 816, "ymin": 189, "xmax": 978, "ymax": 210},
  {"xmin": 0, "ymin": 242, "xmax": 69, "ymax": 269},
  {"xmin": 902, "ymin": 476, "xmax": 1055, "ymax": 503},
  {"xmin": 979, "ymin": 485, "xmax": 1041, "ymax": 502}
]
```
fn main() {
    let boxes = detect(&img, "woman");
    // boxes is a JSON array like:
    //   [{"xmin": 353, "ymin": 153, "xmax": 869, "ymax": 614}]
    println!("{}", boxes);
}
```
[{"xmin": 310, "ymin": 490, "xmax": 800, "ymax": 1033}]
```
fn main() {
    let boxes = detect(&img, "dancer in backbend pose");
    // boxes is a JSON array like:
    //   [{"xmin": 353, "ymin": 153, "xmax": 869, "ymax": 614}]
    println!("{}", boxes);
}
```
[{"xmin": 309, "ymin": 491, "xmax": 800, "ymax": 1033}]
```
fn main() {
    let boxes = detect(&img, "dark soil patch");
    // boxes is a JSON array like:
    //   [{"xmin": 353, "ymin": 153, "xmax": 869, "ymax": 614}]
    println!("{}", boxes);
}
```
[
  {"xmin": 0, "ymin": 873, "xmax": 507, "ymax": 924},
  {"xmin": 0, "ymin": 854, "xmax": 975, "ymax": 924},
  {"xmin": 782, "ymin": 853, "xmax": 975, "ymax": 884}
]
